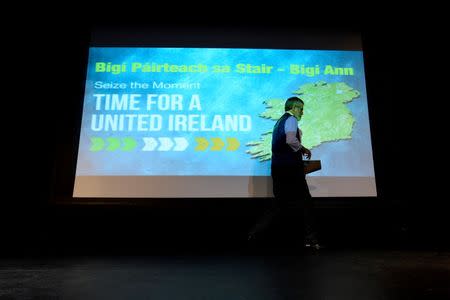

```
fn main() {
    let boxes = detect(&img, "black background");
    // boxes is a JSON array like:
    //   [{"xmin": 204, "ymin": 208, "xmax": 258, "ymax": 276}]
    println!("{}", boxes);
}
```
[{"xmin": 4, "ymin": 7, "xmax": 442, "ymax": 255}]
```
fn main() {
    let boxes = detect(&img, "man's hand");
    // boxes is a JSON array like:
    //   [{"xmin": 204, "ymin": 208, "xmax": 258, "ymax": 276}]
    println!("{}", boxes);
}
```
[{"xmin": 301, "ymin": 147, "xmax": 311, "ymax": 160}]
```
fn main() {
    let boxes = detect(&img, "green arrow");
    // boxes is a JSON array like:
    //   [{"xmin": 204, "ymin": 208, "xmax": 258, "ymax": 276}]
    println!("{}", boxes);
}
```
[
  {"xmin": 122, "ymin": 137, "xmax": 137, "ymax": 151},
  {"xmin": 90, "ymin": 137, "xmax": 104, "ymax": 152},
  {"xmin": 106, "ymin": 137, "xmax": 120, "ymax": 151}
]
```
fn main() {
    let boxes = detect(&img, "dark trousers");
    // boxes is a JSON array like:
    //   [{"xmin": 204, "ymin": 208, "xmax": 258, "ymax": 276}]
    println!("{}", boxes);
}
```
[{"xmin": 249, "ymin": 165, "xmax": 317, "ymax": 242}]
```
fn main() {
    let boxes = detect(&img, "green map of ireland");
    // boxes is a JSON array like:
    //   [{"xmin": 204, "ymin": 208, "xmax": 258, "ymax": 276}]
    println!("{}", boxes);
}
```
[{"xmin": 246, "ymin": 81, "xmax": 360, "ymax": 161}]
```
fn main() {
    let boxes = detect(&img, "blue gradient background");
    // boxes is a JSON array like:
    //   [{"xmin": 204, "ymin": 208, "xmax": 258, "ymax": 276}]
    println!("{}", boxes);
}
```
[{"xmin": 76, "ymin": 47, "xmax": 374, "ymax": 177}]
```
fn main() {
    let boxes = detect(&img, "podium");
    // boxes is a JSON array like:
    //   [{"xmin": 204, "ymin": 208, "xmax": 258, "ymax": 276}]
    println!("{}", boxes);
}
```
[{"xmin": 304, "ymin": 160, "xmax": 321, "ymax": 174}]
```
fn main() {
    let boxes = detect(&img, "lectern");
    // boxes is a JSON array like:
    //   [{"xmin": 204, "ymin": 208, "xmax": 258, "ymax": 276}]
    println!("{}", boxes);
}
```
[{"xmin": 304, "ymin": 160, "xmax": 321, "ymax": 174}]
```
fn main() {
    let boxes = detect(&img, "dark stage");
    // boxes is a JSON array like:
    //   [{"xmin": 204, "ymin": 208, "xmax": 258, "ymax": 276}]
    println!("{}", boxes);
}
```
[
  {"xmin": 4, "ymin": 12, "xmax": 446, "ymax": 300},
  {"xmin": 2, "ymin": 201, "xmax": 449, "ymax": 299},
  {"xmin": 1, "ymin": 250, "xmax": 449, "ymax": 300}
]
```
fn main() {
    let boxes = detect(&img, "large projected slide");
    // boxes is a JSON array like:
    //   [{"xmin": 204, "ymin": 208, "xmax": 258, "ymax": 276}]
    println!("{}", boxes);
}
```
[{"xmin": 74, "ymin": 46, "xmax": 376, "ymax": 197}]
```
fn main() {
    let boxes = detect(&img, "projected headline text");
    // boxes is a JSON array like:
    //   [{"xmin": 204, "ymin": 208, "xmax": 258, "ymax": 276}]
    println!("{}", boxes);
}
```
[{"xmin": 90, "ymin": 93, "xmax": 251, "ymax": 132}]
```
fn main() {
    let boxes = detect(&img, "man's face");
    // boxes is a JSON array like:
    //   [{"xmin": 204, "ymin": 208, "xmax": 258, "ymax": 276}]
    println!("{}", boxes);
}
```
[{"xmin": 292, "ymin": 103, "xmax": 304, "ymax": 121}]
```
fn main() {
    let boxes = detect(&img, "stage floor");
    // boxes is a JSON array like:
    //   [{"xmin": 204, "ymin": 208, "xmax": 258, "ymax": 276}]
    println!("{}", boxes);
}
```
[{"xmin": 1, "ymin": 249, "xmax": 449, "ymax": 300}]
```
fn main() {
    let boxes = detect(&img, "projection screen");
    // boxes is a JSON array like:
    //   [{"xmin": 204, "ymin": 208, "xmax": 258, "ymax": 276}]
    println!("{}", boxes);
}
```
[{"xmin": 73, "ymin": 28, "xmax": 377, "ymax": 198}]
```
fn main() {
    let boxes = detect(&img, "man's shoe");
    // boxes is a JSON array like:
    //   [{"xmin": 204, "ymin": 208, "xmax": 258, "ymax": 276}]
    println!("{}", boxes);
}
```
[
  {"xmin": 247, "ymin": 233, "xmax": 257, "ymax": 241},
  {"xmin": 304, "ymin": 239, "xmax": 323, "ymax": 250}
]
